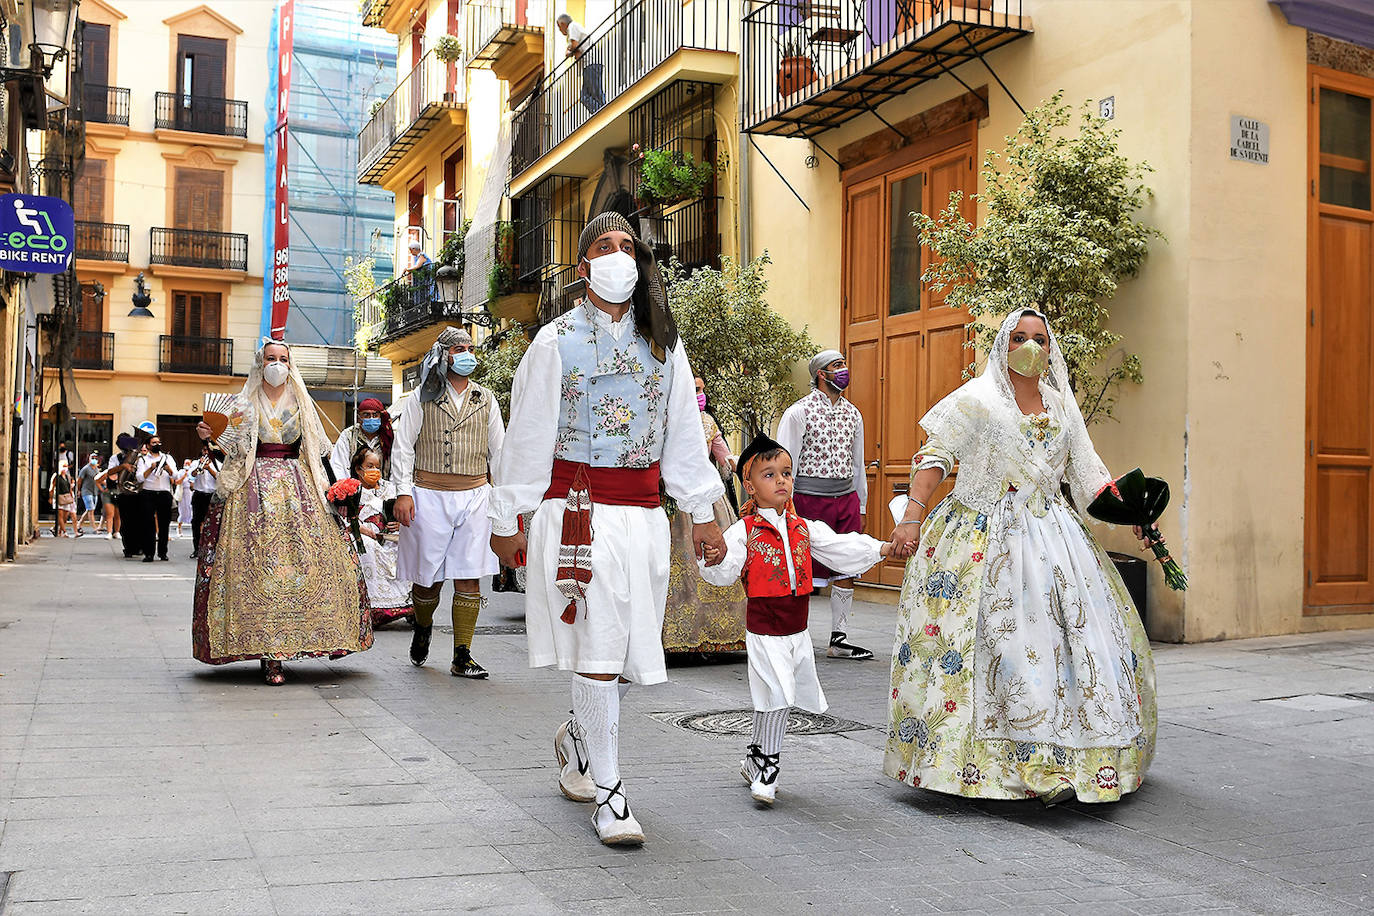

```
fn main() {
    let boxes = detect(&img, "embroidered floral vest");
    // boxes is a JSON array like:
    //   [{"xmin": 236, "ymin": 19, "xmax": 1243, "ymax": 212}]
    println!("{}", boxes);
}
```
[
  {"xmin": 553, "ymin": 303, "xmax": 671, "ymax": 469},
  {"xmin": 795, "ymin": 389, "xmax": 861, "ymax": 480},
  {"xmin": 742, "ymin": 511, "xmax": 814, "ymax": 598}
]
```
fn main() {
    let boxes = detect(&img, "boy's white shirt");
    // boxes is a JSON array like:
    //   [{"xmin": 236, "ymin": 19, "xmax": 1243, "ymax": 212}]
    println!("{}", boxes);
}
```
[{"xmin": 697, "ymin": 506, "xmax": 884, "ymax": 590}]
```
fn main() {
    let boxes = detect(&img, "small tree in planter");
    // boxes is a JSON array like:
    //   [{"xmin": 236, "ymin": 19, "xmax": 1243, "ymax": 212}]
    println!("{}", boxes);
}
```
[
  {"xmin": 915, "ymin": 91, "xmax": 1163, "ymax": 423},
  {"xmin": 433, "ymin": 34, "xmax": 463, "ymax": 64},
  {"xmin": 664, "ymin": 252, "xmax": 815, "ymax": 437}
]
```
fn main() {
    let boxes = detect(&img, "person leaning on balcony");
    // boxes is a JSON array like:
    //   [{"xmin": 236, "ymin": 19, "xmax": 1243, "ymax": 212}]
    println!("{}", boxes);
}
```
[
  {"xmin": 557, "ymin": 12, "xmax": 605, "ymax": 115},
  {"xmin": 391, "ymin": 327, "xmax": 507, "ymax": 679}
]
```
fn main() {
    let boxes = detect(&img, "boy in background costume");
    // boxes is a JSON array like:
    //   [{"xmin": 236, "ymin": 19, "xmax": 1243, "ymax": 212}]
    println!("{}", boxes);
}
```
[
  {"xmin": 393, "ymin": 327, "xmax": 506, "ymax": 678},
  {"xmin": 699, "ymin": 434, "xmax": 892, "ymax": 804}
]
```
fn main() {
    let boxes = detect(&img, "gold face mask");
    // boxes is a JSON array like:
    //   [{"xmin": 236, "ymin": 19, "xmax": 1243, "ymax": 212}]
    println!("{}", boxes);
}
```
[{"xmin": 1008, "ymin": 340, "xmax": 1049, "ymax": 378}]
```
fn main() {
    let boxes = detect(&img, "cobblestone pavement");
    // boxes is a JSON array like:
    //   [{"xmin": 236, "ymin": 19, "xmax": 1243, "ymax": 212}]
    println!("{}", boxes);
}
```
[{"xmin": 2, "ymin": 535, "xmax": 1374, "ymax": 915}]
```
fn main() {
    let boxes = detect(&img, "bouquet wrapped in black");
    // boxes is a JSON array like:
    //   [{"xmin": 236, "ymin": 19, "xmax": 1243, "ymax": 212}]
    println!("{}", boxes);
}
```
[{"xmin": 1088, "ymin": 468, "xmax": 1188, "ymax": 591}]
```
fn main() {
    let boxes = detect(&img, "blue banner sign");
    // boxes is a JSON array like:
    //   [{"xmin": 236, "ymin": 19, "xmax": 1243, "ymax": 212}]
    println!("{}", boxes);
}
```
[{"xmin": 0, "ymin": 194, "xmax": 74, "ymax": 274}]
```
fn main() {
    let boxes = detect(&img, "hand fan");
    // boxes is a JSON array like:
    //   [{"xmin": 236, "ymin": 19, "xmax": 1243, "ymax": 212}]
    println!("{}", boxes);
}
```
[{"xmin": 202, "ymin": 392, "xmax": 236, "ymax": 441}]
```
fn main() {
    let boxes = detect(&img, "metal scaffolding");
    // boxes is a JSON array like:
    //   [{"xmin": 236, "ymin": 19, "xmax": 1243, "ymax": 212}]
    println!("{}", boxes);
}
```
[{"xmin": 277, "ymin": 1, "xmax": 397, "ymax": 348}]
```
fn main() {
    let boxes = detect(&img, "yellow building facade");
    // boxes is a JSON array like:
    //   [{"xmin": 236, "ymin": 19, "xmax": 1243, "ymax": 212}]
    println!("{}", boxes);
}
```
[
  {"xmin": 352, "ymin": 0, "xmax": 1374, "ymax": 642},
  {"xmin": 43, "ymin": 0, "xmax": 268, "ymax": 478}
]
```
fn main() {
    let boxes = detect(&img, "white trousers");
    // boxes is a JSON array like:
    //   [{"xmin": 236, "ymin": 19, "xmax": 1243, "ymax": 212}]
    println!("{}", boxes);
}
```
[
  {"xmin": 397, "ymin": 484, "xmax": 499, "ymax": 585},
  {"xmin": 525, "ymin": 498, "xmax": 671, "ymax": 685},
  {"xmin": 746, "ymin": 631, "xmax": 827, "ymax": 713}
]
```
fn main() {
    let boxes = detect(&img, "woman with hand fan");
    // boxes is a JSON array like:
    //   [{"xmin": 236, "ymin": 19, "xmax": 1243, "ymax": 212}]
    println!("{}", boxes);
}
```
[
  {"xmin": 884, "ymin": 309, "xmax": 1159, "ymax": 806},
  {"xmin": 190, "ymin": 339, "xmax": 372, "ymax": 685}
]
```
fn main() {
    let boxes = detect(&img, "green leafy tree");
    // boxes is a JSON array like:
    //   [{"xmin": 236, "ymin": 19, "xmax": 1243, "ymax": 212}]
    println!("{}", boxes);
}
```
[
  {"xmin": 664, "ymin": 252, "xmax": 815, "ymax": 436},
  {"xmin": 345, "ymin": 254, "xmax": 378, "ymax": 351},
  {"xmin": 472, "ymin": 322, "xmax": 530, "ymax": 416},
  {"xmin": 915, "ymin": 91, "xmax": 1163, "ymax": 423}
]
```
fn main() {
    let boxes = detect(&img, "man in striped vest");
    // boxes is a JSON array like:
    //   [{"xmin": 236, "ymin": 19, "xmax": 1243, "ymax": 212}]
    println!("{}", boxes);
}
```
[{"xmin": 393, "ymin": 327, "xmax": 506, "ymax": 678}]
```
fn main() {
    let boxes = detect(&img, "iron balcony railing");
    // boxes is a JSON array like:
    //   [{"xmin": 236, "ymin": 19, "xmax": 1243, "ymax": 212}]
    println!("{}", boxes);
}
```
[
  {"xmin": 741, "ymin": 0, "xmax": 1028, "ymax": 136},
  {"xmin": 75, "ymin": 221, "xmax": 129, "ymax": 262},
  {"xmin": 358, "ymin": 48, "xmax": 465, "ymax": 184},
  {"xmin": 356, "ymin": 270, "xmax": 484, "ymax": 348},
  {"xmin": 71, "ymin": 331, "xmax": 114, "ymax": 371},
  {"xmin": 466, "ymin": 0, "xmax": 544, "ymax": 68},
  {"xmin": 641, "ymin": 196, "xmax": 722, "ymax": 272},
  {"xmin": 83, "ymin": 84, "xmax": 130, "ymax": 126},
  {"xmin": 510, "ymin": 0, "xmax": 734, "ymax": 178},
  {"xmin": 159, "ymin": 335, "xmax": 233, "ymax": 375},
  {"xmin": 149, "ymin": 228, "xmax": 249, "ymax": 272},
  {"xmin": 154, "ymin": 92, "xmax": 249, "ymax": 138}
]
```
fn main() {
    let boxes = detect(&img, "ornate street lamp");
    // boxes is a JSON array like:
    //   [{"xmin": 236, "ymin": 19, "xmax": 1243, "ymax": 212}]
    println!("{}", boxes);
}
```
[
  {"xmin": 128, "ymin": 272, "xmax": 154, "ymax": 318},
  {"xmin": 0, "ymin": 0, "xmax": 81, "ymax": 128},
  {"xmin": 434, "ymin": 263, "xmax": 493, "ymax": 327}
]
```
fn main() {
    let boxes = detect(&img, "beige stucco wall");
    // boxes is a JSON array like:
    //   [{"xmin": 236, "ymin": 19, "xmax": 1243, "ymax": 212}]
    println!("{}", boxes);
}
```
[{"xmin": 748, "ymin": 0, "xmax": 1334, "ymax": 640}]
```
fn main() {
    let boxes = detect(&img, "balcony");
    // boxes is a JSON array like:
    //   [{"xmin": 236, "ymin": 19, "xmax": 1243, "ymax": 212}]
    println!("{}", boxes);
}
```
[
  {"xmin": 75, "ymin": 221, "xmax": 130, "ymax": 262},
  {"xmin": 358, "ymin": 49, "xmax": 465, "ymax": 186},
  {"xmin": 71, "ymin": 331, "xmax": 114, "ymax": 371},
  {"xmin": 466, "ymin": 0, "xmax": 544, "ymax": 80},
  {"xmin": 357, "ymin": 270, "xmax": 481, "ymax": 352},
  {"xmin": 83, "ymin": 84, "xmax": 130, "ymax": 126},
  {"xmin": 154, "ymin": 92, "xmax": 249, "ymax": 138},
  {"xmin": 510, "ymin": 0, "xmax": 735, "ymax": 187},
  {"xmin": 149, "ymin": 228, "xmax": 249, "ymax": 272},
  {"xmin": 159, "ymin": 335, "xmax": 233, "ymax": 375},
  {"xmin": 641, "ymin": 196, "xmax": 722, "ymax": 272},
  {"xmin": 741, "ymin": 0, "xmax": 1030, "ymax": 137}
]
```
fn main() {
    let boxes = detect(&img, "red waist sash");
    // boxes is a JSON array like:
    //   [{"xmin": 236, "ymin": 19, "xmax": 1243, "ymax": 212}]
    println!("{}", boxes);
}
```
[
  {"xmin": 543, "ymin": 459, "xmax": 661, "ymax": 508},
  {"xmin": 255, "ymin": 443, "xmax": 300, "ymax": 459}
]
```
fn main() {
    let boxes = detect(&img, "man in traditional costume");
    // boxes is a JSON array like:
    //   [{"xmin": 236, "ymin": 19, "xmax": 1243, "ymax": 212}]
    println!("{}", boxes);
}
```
[
  {"xmin": 776, "ymin": 348, "xmax": 872, "ymax": 659},
  {"xmin": 393, "ymin": 327, "xmax": 506, "ymax": 679},
  {"xmin": 330, "ymin": 397, "xmax": 392, "ymax": 481},
  {"xmin": 489, "ymin": 211, "xmax": 727, "ymax": 846}
]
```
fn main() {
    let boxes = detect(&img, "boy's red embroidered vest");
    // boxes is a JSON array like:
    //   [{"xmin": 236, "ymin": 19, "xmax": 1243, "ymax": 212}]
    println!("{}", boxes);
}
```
[{"xmin": 741, "ymin": 511, "xmax": 813, "ymax": 598}]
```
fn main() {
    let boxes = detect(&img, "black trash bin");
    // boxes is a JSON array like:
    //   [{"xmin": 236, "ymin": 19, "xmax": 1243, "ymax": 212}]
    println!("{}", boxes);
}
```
[{"xmin": 1108, "ymin": 551, "xmax": 1147, "ymax": 628}]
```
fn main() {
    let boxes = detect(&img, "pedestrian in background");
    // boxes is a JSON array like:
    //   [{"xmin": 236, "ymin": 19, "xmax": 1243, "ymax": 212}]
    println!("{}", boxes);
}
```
[
  {"xmin": 75, "ymin": 453, "xmax": 102, "ymax": 536},
  {"xmin": 105, "ymin": 447, "xmax": 141, "ymax": 557},
  {"xmin": 136, "ymin": 435, "xmax": 177, "ymax": 562},
  {"xmin": 49, "ymin": 462, "xmax": 75, "ymax": 537},
  {"xmin": 176, "ymin": 458, "xmax": 195, "ymax": 539},
  {"xmin": 188, "ymin": 444, "xmax": 220, "ymax": 559}
]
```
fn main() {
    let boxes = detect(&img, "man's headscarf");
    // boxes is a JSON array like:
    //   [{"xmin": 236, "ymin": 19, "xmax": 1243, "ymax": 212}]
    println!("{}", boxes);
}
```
[
  {"xmin": 578, "ymin": 211, "xmax": 678, "ymax": 363},
  {"xmin": 358, "ymin": 396, "xmax": 393, "ymax": 460},
  {"xmin": 808, "ymin": 348, "xmax": 844, "ymax": 387},
  {"xmin": 418, "ymin": 326, "xmax": 472, "ymax": 403}
]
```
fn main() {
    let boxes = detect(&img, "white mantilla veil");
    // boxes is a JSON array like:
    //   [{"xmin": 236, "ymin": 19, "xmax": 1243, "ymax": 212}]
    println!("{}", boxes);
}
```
[
  {"xmin": 921, "ymin": 309, "xmax": 1112, "ymax": 512},
  {"xmin": 214, "ymin": 337, "xmax": 333, "ymax": 501}
]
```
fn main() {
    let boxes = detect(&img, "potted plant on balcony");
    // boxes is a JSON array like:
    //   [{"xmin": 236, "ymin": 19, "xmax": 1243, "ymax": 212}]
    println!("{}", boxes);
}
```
[
  {"xmin": 633, "ymin": 144, "xmax": 714, "ymax": 208},
  {"xmin": 434, "ymin": 34, "xmax": 463, "ymax": 64},
  {"xmin": 776, "ymin": 32, "xmax": 815, "ymax": 99},
  {"xmin": 487, "ymin": 220, "xmax": 538, "ymax": 324}
]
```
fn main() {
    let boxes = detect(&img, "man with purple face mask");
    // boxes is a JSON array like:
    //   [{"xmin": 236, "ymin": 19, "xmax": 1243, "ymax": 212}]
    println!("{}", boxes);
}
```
[{"xmin": 776, "ymin": 348, "xmax": 872, "ymax": 660}]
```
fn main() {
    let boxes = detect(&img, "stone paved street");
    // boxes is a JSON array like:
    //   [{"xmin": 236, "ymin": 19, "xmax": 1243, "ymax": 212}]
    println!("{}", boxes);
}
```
[{"xmin": 2, "ymin": 536, "xmax": 1374, "ymax": 915}]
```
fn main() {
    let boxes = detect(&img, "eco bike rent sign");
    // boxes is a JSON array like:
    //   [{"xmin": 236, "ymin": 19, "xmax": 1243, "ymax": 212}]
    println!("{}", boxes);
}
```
[{"xmin": 0, "ymin": 194, "xmax": 74, "ymax": 274}]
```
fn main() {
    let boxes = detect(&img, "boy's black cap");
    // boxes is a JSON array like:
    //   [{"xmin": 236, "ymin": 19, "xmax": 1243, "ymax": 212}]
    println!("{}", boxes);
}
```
[{"xmin": 736, "ymin": 432, "xmax": 788, "ymax": 482}]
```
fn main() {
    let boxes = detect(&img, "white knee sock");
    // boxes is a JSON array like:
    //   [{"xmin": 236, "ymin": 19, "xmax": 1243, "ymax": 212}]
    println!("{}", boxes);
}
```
[
  {"xmin": 571, "ymin": 674, "xmax": 621, "ymax": 801},
  {"xmin": 618, "ymin": 679, "xmax": 631, "ymax": 702},
  {"xmin": 830, "ymin": 586, "xmax": 855, "ymax": 634}
]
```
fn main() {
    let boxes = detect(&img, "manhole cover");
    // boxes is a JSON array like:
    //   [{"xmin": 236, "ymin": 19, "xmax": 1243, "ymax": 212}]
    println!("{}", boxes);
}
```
[
  {"xmin": 649, "ymin": 708, "xmax": 873, "ymax": 736},
  {"xmin": 433, "ymin": 624, "xmax": 526, "ymax": 635}
]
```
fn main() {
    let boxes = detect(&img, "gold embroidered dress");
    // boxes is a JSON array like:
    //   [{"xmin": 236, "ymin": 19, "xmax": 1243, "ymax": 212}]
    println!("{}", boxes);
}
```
[
  {"xmin": 192, "ymin": 389, "xmax": 372, "ymax": 664},
  {"xmin": 662, "ymin": 411, "xmax": 746, "ymax": 653}
]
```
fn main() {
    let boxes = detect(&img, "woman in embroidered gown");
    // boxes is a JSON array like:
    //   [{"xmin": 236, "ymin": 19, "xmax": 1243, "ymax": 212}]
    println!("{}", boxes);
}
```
[
  {"xmin": 352, "ymin": 447, "xmax": 413, "ymax": 627},
  {"xmin": 192, "ymin": 340, "xmax": 372, "ymax": 685},
  {"xmin": 661, "ymin": 377, "xmax": 747, "ymax": 654},
  {"xmin": 884, "ymin": 310, "xmax": 1155, "ymax": 804}
]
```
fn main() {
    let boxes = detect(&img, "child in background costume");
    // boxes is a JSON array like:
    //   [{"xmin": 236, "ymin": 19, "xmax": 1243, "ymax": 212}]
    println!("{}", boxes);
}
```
[
  {"xmin": 698, "ymin": 434, "xmax": 891, "ymax": 805},
  {"xmin": 352, "ymin": 448, "xmax": 412, "ymax": 628}
]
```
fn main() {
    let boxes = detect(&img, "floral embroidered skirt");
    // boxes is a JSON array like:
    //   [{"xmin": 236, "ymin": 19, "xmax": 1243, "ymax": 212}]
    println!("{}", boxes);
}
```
[
  {"xmin": 883, "ymin": 493, "xmax": 1156, "ymax": 803},
  {"xmin": 192, "ymin": 457, "xmax": 373, "ymax": 664},
  {"xmin": 360, "ymin": 535, "xmax": 412, "ymax": 627},
  {"xmin": 663, "ymin": 496, "xmax": 746, "ymax": 654}
]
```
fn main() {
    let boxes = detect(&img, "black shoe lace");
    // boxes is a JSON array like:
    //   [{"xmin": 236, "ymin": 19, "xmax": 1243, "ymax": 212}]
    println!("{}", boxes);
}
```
[
  {"xmin": 746, "ymin": 744, "xmax": 780, "ymax": 786},
  {"xmin": 595, "ymin": 780, "xmax": 632, "ymax": 820}
]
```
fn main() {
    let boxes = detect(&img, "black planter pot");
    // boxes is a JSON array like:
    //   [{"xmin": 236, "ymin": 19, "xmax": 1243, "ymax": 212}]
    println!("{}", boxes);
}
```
[{"xmin": 1109, "ymin": 551, "xmax": 1147, "ymax": 627}]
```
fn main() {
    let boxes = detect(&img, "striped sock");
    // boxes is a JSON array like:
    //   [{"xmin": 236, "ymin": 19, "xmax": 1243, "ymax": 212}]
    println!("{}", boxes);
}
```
[
  {"xmin": 752, "ymin": 707, "xmax": 789, "ymax": 756},
  {"xmin": 452, "ymin": 592, "xmax": 481, "ymax": 648}
]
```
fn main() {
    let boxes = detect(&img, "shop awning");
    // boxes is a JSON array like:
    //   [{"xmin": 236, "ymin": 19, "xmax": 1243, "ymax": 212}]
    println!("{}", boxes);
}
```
[{"xmin": 1272, "ymin": 0, "xmax": 1374, "ymax": 50}]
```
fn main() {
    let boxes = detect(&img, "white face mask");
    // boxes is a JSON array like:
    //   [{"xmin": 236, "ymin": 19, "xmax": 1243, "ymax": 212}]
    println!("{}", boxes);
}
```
[
  {"xmin": 263, "ymin": 361, "xmax": 290, "ymax": 387},
  {"xmin": 585, "ymin": 251, "xmax": 639, "ymax": 303}
]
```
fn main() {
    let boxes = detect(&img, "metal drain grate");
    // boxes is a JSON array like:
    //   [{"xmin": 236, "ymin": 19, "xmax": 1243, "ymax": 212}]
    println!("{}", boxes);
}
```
[{"xmin": 649, "ymin": 708, "xmax": 874, "ymax": 736}]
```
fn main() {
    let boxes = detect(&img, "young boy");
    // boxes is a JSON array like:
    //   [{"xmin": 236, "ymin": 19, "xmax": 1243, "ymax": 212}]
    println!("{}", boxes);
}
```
[{"xmin": 698, "ymin": 433, "xmax": 891, "ymax": 805}]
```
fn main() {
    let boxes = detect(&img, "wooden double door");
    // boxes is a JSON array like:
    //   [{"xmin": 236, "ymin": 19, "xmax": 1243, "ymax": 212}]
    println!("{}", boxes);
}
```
[
  {"xmin": 1307, "ymin": 67, "xmax": 1374, "ymax": 614},
  {"xmin": 843, "ymin": 127, "xmax": 975, "ymax": 586}
]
